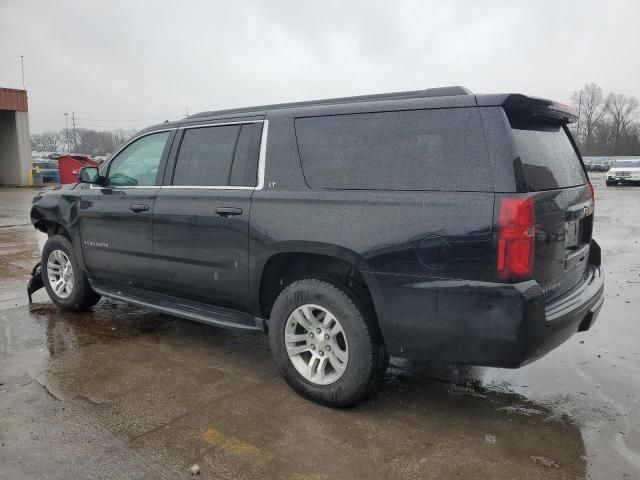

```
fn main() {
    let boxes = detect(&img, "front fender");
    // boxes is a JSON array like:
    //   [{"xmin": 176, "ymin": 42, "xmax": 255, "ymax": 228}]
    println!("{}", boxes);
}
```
[{"xmin": 30, "ymin": 187, "xmax": 88, "ymax": 273}]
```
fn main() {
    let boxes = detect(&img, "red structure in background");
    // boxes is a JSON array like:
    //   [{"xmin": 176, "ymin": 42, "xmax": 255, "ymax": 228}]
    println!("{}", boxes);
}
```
[{"xmin": 57, "ymin": 155, "xmax": 100, "ymax": 184}]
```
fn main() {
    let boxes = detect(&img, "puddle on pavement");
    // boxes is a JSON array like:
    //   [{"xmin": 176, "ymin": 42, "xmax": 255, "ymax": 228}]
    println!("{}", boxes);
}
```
[{"xmin": 0, "ymin": 300, "xmax": 587, "ymax": 479}]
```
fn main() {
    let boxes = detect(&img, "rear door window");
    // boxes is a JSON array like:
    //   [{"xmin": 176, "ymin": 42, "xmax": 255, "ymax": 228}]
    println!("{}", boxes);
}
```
[
  {"xmin": 172, "ymin": 125, "xmax": 240, "ymax": 186},
  {"xmin": 295, "ymin": 108, "xmax": 491, "ymax": 191},
  {"xmin": 511, "ymin": 125, "xmax": 587, "ymax": 191},
  {"xmin": 171, "ymin": 123, "xmax": 262, "ymax": 187},
  {"xmin": 229, "ymin": 123, "xmax": 263, "ymax": 187}
]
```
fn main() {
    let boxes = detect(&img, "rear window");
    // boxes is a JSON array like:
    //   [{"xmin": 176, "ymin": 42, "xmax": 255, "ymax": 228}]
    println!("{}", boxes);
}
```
[
  {"xmin": 295, "ymin": 108, "xmax": 491, "ymax": 191},
  {"xmin": 511, "ymin": 125, "xmax": 587, "ymax": 191}
]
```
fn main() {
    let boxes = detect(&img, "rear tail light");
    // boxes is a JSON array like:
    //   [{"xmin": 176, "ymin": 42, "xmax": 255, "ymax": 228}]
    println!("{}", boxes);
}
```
[
  {"xmin": 588, "ymin": 181, "xmax": 595, "ymax": 206},
  {"xmin": 497, "ymin": 196, "xmax": 535, "ymax": 280}
]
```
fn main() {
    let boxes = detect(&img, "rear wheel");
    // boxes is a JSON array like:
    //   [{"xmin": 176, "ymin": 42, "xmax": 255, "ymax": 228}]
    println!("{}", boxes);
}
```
[
  {"xmin": 41, "ymin": 235, "xmax": 101, "ymax": 311},
  {"xmin": 269, "ymin": 278, "xmax": 388, "ymax": 407}
]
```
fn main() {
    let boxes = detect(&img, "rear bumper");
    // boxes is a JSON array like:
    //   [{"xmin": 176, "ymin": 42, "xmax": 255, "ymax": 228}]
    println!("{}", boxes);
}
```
[
  {"xmin": 375, "ymin": 241, "xmax": 605, "ymax": 367},
  {"xmin": 522, "ymin": 263, "xmax": 603, "ymax": 366}
]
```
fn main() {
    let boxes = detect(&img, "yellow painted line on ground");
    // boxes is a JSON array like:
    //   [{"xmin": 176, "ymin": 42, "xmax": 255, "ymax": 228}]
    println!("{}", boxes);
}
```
[{"xmin": 201, "ymin": 427, "xmax": 272, "ymax": 465}]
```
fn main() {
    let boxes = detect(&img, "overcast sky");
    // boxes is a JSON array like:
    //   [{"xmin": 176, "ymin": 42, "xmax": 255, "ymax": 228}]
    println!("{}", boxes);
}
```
[{"xmin": 1, "ymin": 0, "xmax": 639, "ymax": 133}]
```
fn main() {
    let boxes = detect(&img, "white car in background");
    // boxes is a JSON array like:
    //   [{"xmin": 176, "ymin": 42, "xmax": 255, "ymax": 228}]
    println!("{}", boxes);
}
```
[{"xmin": 606, "ymin": 159, "xmax": 640, "ymax": 186}]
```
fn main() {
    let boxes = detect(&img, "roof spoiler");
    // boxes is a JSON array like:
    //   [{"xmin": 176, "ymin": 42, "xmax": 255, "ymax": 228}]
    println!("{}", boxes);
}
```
[{"xmin": 501, "ymin": 94, "xmax": 578, "ymax": 124}]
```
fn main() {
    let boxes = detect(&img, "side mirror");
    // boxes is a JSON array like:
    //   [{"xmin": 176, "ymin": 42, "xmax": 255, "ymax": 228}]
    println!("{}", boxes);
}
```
[{"xmin": 78, "ymin": 166, "xmax": 101, "ymax": 184}]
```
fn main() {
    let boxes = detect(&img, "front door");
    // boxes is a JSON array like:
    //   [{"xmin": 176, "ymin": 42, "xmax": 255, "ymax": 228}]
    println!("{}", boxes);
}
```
[
  {"xmin": 78, "ymin": 129, "xmax": 174, "ymax": 288},
  {"xmin": 152, "ymin": 120, "xmax": 264, "ymax": 311}
]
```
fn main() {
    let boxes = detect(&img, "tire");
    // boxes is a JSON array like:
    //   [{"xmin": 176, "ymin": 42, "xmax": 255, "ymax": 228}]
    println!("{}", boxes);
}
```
[
  {"xmin": 269, "ymin": 278, "xmax": 388, "ymax": 407},
  {"xmin": 41, "ymin": 234, "xmax": 101, "ymax": 311},
  {"xmin": 606, "ymin": 181, "xmax": 614, "ymax": 186}
]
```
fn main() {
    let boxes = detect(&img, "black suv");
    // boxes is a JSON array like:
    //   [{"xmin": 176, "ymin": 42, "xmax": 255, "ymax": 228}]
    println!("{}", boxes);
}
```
[{"xmin": 31, "ymin": 87, "xmax": 604, "ymax": 406}]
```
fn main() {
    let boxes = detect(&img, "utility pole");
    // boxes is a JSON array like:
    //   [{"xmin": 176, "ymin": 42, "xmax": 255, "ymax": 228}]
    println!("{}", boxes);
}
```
[
  {"xmin": 20, "ymin": 55, "xmax": 25, "ymax": 90},
  {"xmin": 186, "ymin": 106, "xmax": 189, "ymax": 116},
  {"xmin": 64, "ymin": 113, "xmax": 69, "ymax": 152},
  {"xmin": 72, "ymin": 112, "xmax": 77, "ymax": 152}
]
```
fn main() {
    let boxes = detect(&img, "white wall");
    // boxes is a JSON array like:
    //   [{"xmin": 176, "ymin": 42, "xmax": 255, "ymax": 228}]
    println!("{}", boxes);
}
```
[
  {"xmin": 0, "ymin": 110, "xmax": 31, "ymax": 185},
  {"xmin": 14, "ymin": 111, "xmax": 31, "ymax": 185}
]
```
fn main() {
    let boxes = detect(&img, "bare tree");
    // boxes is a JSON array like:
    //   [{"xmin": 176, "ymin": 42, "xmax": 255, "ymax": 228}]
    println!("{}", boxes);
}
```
[
  {"xmin": 30, "ymin": 131, "xmax": 63, "ymax": 151},
  {"xmin": 73, "ymin": 128, "xmax": 138, "ymax": 156},
  {"xmin": 571, "ymin": 83, "xmax": 608, "ymax": 149},
  {"xmin": 42, "ymin": 131, "xmax": 64, "ymax": 151},
  {"xmin": 606, "ymin": 93, "xmax": 640, "ymax": 154},
  {"xmin": 30, "ymin": 133, "xmax": 44, "ymax": 151}
]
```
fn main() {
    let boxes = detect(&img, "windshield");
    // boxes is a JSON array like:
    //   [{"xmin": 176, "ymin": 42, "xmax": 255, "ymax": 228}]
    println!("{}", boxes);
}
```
[{"xmin": 613, "ymin": 160, "xmax": 640, "ymax": 168}]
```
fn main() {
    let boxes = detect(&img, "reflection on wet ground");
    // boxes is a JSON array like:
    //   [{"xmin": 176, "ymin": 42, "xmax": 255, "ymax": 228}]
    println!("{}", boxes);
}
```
[
  {"xmin": 2, "ymin": 302, "xmax": 585, "ymax": 479},
  {"xmin": 1, "ymin": 178, "xmax": 639, "ymax": 479}
]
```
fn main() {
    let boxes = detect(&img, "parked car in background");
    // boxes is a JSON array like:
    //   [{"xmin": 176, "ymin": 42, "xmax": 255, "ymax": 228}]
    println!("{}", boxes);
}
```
[
  {"xmin": 32, "ymin": 160, "xmax": 60, "ymax": 183},
  {"xmin": 30, "ymin": 87, "xmax": 604, "ymax": 407},
  {"xmin": 590, "ymin": 159, "xmax": 609, "ymax": 172},
  {"xmin": 606, "ymin": 159, "xmax": 640, "ymax": 186},
  {"xmin": 582, "ymin": 158, "xmax": 594, "ymax": 171}
]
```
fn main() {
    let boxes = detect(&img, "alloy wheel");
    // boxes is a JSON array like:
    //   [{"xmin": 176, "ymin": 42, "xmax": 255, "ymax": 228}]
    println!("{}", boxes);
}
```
[
  {"xmin": 46, "ymin": 249, "xmax": 74, "ymax": 299},
  {"xmin": 284, "ymin": 304, "xmax": 349, "ymax": 385}
]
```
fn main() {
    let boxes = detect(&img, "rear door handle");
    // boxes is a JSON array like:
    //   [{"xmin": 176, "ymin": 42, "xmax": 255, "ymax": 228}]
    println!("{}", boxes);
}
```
[
  {"xmin": 215, "ymin": 207, "xmax": 243, "ymax": 217},
  {"xmin": 129, "ymin": 204, "xmax": 149, "ymax": 213}
]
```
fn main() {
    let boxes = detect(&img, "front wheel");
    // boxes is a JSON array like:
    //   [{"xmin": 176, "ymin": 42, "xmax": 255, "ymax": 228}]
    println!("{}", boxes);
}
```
[
  {"xmin": 41, "ymin": 235, "xmax": 101, "ymax": 311},
  {"xmin": 269, "ymin": 278, "xmax": 388, "ymax": 407}
]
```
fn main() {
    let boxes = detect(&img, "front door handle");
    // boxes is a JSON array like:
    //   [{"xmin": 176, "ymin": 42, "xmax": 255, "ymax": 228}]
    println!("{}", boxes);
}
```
[
  {"xmin": 129, "ymin": 204, "xmax": 149, "ymax": 213},
  {"xmin": 215, "ymin": 207, "xmax": 243, "ymax": 217}
]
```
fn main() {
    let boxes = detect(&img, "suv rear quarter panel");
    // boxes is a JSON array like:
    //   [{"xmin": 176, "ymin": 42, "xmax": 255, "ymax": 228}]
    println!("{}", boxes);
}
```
[{"xmin": 249, "ymin": 111, "xmax": 496, "ymax": 356}]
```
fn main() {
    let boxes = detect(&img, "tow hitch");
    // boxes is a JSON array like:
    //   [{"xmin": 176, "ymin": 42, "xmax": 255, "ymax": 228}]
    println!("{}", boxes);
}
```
[{"xmin": 27, "ymin": 262, "xmax": 44, "ymax": 304}]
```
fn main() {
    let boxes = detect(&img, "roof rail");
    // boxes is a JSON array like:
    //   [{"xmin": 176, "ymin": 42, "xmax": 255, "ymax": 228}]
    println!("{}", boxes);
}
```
[{"xmin": 186, "ymin": 86, "xmax": 472, "ymax": 120}]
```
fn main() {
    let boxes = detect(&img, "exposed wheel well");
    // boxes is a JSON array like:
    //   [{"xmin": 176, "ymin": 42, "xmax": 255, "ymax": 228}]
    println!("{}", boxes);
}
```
[
  {"xmin": 34, "ymin": 220, "xmax": 71, "ymax": 240},
  {"xmin": 259, "ymin": 253, "xmax": 375, "ymax": 320}
]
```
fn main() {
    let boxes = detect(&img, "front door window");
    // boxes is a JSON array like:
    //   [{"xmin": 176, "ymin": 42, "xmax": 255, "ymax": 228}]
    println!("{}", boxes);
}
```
[{"xmin": 107, "ymin": 131, "xmax": 170, "ymax": 187}]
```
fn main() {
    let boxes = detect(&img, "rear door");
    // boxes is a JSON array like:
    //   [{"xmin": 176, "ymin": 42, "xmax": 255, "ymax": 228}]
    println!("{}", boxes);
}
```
[
  {"xmin": 152, "ymin": 120, "xmax": 264, "ymax": 310},
  {"xmin": 506, "ymin": 116, "xmax": 592, "ymax": 301}
]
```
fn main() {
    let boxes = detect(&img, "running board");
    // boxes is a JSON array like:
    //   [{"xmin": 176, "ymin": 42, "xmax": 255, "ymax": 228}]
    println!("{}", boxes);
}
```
[{"xmin": 89, "ymin": 280, "xmax": 265, "ymax": 332}]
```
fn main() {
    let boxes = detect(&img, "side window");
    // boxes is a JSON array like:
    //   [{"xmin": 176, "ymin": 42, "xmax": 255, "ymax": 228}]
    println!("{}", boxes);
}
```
[
  {"xmin": 172, "ymin": 125, "xmax": 240, "ymax": 186},
  {"xmin": 229, "ymin": 123, "xmax": 263, "ymax": 187},
  {"xmin": 107, "ymin": 131, "xmax": 170, "ymax": 187},
  {"xmin": 295, "ymin": 108, "xmax": 491, "ymax": 191}
]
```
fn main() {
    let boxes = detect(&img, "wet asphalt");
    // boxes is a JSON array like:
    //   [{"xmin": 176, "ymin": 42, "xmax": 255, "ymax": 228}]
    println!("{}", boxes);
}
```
[{"xmin": 0, "ymin": 174, "xmax": 638, "ymax": 479}]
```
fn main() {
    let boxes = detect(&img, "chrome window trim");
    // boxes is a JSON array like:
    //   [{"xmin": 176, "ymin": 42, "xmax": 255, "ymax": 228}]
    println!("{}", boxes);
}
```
[
  {"xmin": 91, "ymin": 120, "xmax": 268, "ymax": 191},
  {"xmin": 256, "ymin": 119, "xmax": 268, "ymax": 190},
  {"xmin": 89, "ymin": 185, "xmax": 161, "ymax": 190},
  {"xmin": 160, "ymin": 185, "xmax": 255, "ymax": 190}
]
